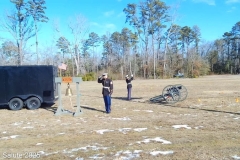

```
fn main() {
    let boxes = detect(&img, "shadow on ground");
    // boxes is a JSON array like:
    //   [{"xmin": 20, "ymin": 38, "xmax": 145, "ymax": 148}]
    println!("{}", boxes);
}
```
[
  {"xmin": 42, "ymin": 103, "xmax": 106, "ymax": 114},
  {"xmin": 111, "ymin": 96, "xmax": 143, "ymax": 101},
  {"xmin": 79, "ymin": 105, "xmax": 105, "ymax": 113},
  {"xmin": 41, "ymin": 103, "xmax": 58, "ymax": 113},
  {"xmin": 198, "ymin": 108, "xmax": 240, "ymax": 115}
]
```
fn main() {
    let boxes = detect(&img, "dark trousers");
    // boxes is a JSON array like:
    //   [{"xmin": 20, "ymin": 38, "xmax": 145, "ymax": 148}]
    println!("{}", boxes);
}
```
[
  {"xmin": 103, "ymin": 95, "xmax": 111, "ymax": 113},
  {"xmin": 127, "ymin": 88, "xmax": 132, "ymax": 100}
]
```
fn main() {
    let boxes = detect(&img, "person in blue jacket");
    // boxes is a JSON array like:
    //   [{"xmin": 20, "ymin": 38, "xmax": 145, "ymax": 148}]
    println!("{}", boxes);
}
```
[
  {"xmin": 98, "ymin": 73, "xmax": 113, "ymax": 114},
  {"xmin": 125, "ymin": 74, "xmax": 133, "ymax": 100}
]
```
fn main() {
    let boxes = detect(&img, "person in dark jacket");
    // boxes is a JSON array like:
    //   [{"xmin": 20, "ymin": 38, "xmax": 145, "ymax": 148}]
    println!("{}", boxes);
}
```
[
  {"xmin": 98, "ymin": 73, "xmax": 113, "ymax": 114},
  {"xmin": 125, "ymin": 74, "xmax": 133, "ymax": 100}
]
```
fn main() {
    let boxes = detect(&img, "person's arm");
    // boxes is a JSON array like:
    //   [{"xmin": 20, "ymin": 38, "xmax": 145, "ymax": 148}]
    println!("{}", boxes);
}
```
[
  {"xmin": 110, "ymin": 80, "xmax": 113, "ymax": 94},
  {"xmin": 98, "ymin": 76, "xmax": 103, "ymax": 83},
  {"xmin": 131, "ymin": 74, "xmax": 134, "ymax": 80}
]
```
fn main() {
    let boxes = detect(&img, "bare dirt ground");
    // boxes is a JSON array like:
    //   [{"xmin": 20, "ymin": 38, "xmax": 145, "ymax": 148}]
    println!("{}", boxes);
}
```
[{"xmin": 1, "ymin": 75, "xmax": 240, "ymax": 160}]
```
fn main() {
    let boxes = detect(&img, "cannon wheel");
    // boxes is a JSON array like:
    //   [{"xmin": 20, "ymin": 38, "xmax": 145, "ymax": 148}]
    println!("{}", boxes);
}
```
[
  {"xmin": 162, "ymin": 85, "xmax": 181, "ymax": 104},
  {"xmin": 174, "ymin": 84, "xmax": 188, "ymax": 101}
]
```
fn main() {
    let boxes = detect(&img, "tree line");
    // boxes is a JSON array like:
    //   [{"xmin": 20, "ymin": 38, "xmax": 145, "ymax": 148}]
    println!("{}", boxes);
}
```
[{"xmin": 0, "ymin": 0, "xmax": 240, "ymax": 80}]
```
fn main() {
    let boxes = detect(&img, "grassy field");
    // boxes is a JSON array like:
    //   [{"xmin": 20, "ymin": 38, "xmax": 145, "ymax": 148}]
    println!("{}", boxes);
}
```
[{"xmin": 0, "ymin": 75, "xmax": 240, "ymax": 160}]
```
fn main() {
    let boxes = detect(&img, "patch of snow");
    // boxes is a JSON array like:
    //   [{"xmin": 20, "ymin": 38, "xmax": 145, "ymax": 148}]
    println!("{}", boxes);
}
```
[
  {"xmin": 23, "ymin": 126, "xmax": 34, "ymax": 129},
  {"xmin": 58, "ymin": 133, "xmax": 65, "ymax": 135},
  {"xmin": 133, "ymin": 110, "xmax": 140, "ymax": 111},
  {"xmin": 45, "ymin": 151, "xmax": 59, "ymax": 156},
  {"xmin": 133, "ymin": 150, "xmax": 142, "ymax": 153},
  {"xmin": 232, "ymin": 155, "xmax": 240, "ymax": 160},
  {"xmin": 137, "ymin": 137, "xmax": 171, "ymax": 144},
  {"xmin": 114, "ymin": 150, "xmax": 141, "ymax": 159},
  {"xmin": 36, "ymin": 143, "xmax": 43, "ymax": 145},
  {"xmin": 115, "ymin": 150, "xmax": 123, "ymax": 156},
  {"xmin": 11, "ymin": 122, "xmax": 23, "ymax": 126},
  {"xmin": 63, "ymin": 145, "xmax": 108, "ymax": 154},
  {"xmin": 79, "ymin": 131, "xmax": 86, "ymax": 134},
  {"xmin": 38, "ymin": 151, "xmax": 45, "ymax": 154},
  {"xmin": 10, "ymin": 135, "xmax": 19, "ymax": 139},
  {"xmin": 172, "ymin": 125, "xmax": 191, "ymax": 129},
  {"xmin": 233, "ymin": 117, "xmax": 240, "ymax": 120},
  {"xmin": 150, "ymin": 150, "xmax": 174, "ymax": 156},
  {"xmin": 194, "ymin": 126, "xmax": 204, "ymax": 129},
  {"xmin": 154, "ymin": 126, "xmax": 162, "ymax": 130},
  {"xmin": 118, "ymin": 128, "xmax": 132, "ymax": 134},
  {"xmin": 133, "ymin": 128, "xmax": 147, "ymax": 132},
  {"xmin": 123, "ymin": 150, "xmax": 132, "ymax": 154},
  {"xmin": 61, "ymin": 123, "xmax": 72, "ymax": 126},
  {"xmin": 2, "ymin": 131, "xmax": 7, "ymax": 134},
  {"xmin": 95, "ymin": 129, "xmax": 114, "ymax": 134},
  {"xmin": 112, "ymin": 117, "xmax": 131, "ymax": 121},
  {"xmin": 143, "ymin": 110, "xmax": 153, "ymax": 112},
  {"xmin": 89, "ymin": 154, "xmax": 105, "ymax": 159}
]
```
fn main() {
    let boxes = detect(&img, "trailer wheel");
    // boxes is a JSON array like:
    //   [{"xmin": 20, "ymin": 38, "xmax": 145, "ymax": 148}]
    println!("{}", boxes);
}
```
[
  {"xmin": 26, "ymin": 97, "xmax": 41, "ymax": 110},
  {"xmin": 9, "ymin": 98, "xmax": 24, "ymax": 110}
]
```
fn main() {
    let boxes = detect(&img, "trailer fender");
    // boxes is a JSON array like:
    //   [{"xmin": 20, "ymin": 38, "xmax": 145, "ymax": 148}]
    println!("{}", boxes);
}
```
[{"xmin": 8, "ymin": 94, "xmax": 43, "ymax": 105}]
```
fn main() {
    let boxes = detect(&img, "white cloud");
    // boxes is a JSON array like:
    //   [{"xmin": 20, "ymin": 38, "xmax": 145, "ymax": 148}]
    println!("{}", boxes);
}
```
[
  {"xmin": 105, "ymin": 23, "xmax": 116, "ymax": 30},
  {"xmin": 227, "ymin": 6, "xmax": 236, "ymax": 12},
  {"xmin": 117, "ymin": 12, "xmax": 125, "ymax": 18},
  {"xmin": 104, "ymin": 10, "xmax": 115, "ymax": 17},
  {"xmin": 90, "ymin": 22, "xmax": 117, "ymax": 35},
  {"xmin": 90, "ymin": 22, "xmax": 116, "ymax": 30},
  {"xmin": 90, "ymin": 22, "xmax": 101, "ymax": 27},
  {"xmin": 192, "ymin": 0, "xmax": 216, "ymax": 5},
  {"xmin": 226, "ymin": 0, "xmax": 240, "ymax": 4}
]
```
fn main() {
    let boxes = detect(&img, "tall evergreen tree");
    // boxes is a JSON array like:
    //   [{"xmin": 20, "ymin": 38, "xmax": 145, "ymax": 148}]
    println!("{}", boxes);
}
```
[
  {"xmin": 124, "ymin": 0, "xmax": 169, "ymax": 78},
  {"xmin": 8, "ymin": 0, "xmax": 35, "ymax": 65},
  {"xmin": 26, "ymin": 0, "xmax": 48, "ymax": 65},
  {"xmin": 86, "ymin": 32, "xmax": 100, "ymax": 74}
]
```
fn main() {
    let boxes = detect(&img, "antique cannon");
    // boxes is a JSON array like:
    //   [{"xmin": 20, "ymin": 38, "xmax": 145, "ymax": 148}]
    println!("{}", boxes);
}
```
[{"xmin": 149, "ymin": 84, "xmax": 188, "ymax": 104}]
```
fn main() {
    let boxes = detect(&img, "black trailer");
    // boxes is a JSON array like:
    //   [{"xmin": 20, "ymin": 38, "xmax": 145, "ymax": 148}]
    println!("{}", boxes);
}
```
[{"xmin": 0, "ymin": 65, "xmax": 58, "ymax": 110}]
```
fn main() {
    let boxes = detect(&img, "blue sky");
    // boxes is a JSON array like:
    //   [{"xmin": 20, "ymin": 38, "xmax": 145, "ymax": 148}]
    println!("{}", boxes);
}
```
[{"xmin": 0, "ymin": 0, "xmax": 240, "ymax": 50}]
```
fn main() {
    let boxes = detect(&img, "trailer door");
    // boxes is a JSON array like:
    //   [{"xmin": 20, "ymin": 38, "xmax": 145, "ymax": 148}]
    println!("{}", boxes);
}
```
[{"xmin": 0, "ymin": 68, "xmax": 6, "ymax": 104}]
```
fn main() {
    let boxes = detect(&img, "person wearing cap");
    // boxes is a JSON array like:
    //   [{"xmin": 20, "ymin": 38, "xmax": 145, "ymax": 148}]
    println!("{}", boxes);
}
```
[
  {"xmin": 98, "ymin": 73, "xmax": 113, "ymax": 114},
  {"xmin": 125, "ymin": 74, "xmax": 134, "ymax": 100}
]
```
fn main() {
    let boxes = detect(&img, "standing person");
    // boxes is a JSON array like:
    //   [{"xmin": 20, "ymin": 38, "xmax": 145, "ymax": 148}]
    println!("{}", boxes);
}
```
[
  {"xmin": 125, "ymin": 74, "xmax": 133, "ymax": 100},
  {"xmin": 98, "ymin": 73, "xmax": 113, "ymax": 114}
]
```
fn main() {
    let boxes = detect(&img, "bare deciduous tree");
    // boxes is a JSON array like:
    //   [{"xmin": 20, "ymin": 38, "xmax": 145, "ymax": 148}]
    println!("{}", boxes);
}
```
[
  {"xmin": 68, "ymin": 14, "xmax": 89, "ymax": 76},
  {"xmin": 0, "ymin": 0, "xmax": 35, "ymax": 65}
]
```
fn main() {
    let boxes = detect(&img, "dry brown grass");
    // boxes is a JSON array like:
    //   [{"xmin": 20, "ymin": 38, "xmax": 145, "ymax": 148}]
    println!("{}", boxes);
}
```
[{"xmin": 1, "ymin": 75, "xmax": 240, "ymax": 160}]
